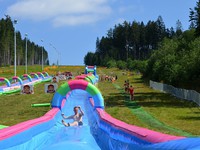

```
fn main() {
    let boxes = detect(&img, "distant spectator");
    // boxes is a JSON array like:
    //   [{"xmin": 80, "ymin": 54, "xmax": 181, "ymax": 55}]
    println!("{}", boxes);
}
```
[
  {"xmin": 126, "ymin": 80, "xmax": 129, "ymax": 93},
  {"xmin": 124, "ymin": 80, "xmax": 127, "ymax": 92},
  {"xmin": 105, "ymin": 75, "xmax": 108, "ymax": 81},
  {"xmin": 129, "ymin": 85, "xmax": 134, "ymax": 100}
]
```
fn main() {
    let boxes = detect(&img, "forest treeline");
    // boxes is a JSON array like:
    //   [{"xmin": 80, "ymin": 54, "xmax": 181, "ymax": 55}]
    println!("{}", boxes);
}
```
[
  {"xmin": 84, "ymin": 0, "xmax": 200, "ymax": 86},
  {"xmin": 84, "ymin": 15, "xmax": 178, "ymax": 65},
  {"xmin": 0, "ymin": 16, "xmax": 49, "ymax": 67}
]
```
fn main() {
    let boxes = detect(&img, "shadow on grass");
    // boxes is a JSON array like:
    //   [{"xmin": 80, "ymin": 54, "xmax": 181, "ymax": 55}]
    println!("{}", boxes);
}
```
[
  {"xmin": 130, "ymin": 78, "xmax": 143, "ymax": 84},
  {"xmin": 177, "ymin": 116, "xmax": 200, "ymax": 120},
  {"xmin": 104, "ymin": 91, "xmax": 141, "ymax": 109},
  {"xmin": 106, "ymin": 85, "xmax": 196, "ymax": 109},
  {"xmin": 133, "ymin": 92, "xmax": 199, "ymax": 109},
  {"xmin": 104, "ymin": 92, "xmax": 127, "ymax": 107},
  {"xmin": 112, "ymin": 82, "xmax": 200, "ymax": 110},
  {"xmin": 130, "ymin": 80, "xmax": 143, "ymax": 84},
  {"xmin": 193, "ymin": 111, "xmax": 200, "ymax": 114},
  {"xmin": 125, "ymin": 100, "xmax": 141, "ymax": 109}
]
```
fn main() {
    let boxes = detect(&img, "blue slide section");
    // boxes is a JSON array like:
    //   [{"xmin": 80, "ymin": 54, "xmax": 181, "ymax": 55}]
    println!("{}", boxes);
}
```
[{"xmin": 37, "ymin": 89, "xmax": 101, "ymax": 150}]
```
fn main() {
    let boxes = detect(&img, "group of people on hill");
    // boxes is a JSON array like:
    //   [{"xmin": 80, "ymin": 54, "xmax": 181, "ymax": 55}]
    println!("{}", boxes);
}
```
[
  {"xmin": 99, "ymin": 74, "xmax": 118, "ymax": 82},
  {"xmin": 124, "ymin": 80, "xmax": 134, "ymax": 100}
]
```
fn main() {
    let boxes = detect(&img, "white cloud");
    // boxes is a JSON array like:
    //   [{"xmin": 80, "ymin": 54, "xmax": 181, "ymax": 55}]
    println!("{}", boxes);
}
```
[
  {"xmin": 119, "ymin": 6, "xmax": 137, "ymax": 14},
  {"xmin": 117, "ymin": 0, "xmax": 144, "ymax": 15},
  {"xmin": 53, "ymin": 14, "xmax": 101, "ymax": 27},
  {"xmin": 6, "ymin": 0, "xmax": 112, "ymax": 26}
]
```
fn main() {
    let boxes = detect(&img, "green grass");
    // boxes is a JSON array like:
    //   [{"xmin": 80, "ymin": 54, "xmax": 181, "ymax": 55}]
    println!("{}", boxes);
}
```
[
  {"xmin": 97, "ymin": 68, "xmax": 200, "ymax": 136},
  {"xmin": 0, "ymin": 65, "xmax": 43, "ymax": 79},
  {"xmin": 98, "ymin": 68, "xmax": 148, "ymax": 128},
  {"xmin": 0, "ymin": 66, "xmax": 199, "ymax": 137},
  {"xmin": 131, "ymin": 74, "xmax": 200, "ymax": 136},
  {"xmin": 0, "ymin": 82, "xmax": 52, "ymax": 126},
  {"xmin": 0, "ymin": 65, "xmax": 84, "ymax": 126}
]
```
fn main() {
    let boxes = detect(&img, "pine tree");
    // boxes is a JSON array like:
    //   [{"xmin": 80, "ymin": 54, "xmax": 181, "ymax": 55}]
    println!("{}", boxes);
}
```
[
  {"xmin": 176, "ymin": 20, "xmax": 183, "ymax": 37},
  {"xmin": 0, "ymin": 16, "xmax": 49, "ymax": 67},
  {"xmin": 189, "ymin": 0, "xmax": 200, "ymax": 36}
]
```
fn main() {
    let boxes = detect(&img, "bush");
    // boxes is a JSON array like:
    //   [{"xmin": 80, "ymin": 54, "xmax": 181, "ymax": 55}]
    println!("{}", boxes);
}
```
[
  {"xmin": 144, "ymin": 35, "xmax": 200, "ymax": 85},
  {"xmin": 126, "ymin": 59, "xmax": 147, "ymax": 73},
  {"xmin": 117, "ymin": 60, "xmax": 127, "ymax": 70},
  {"xmin": 106, "ymin": 60, "xmax": 117, "ymax": 68}
]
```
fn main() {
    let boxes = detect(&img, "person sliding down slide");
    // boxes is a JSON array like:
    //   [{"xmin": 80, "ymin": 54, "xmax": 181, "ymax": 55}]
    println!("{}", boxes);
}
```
[{"xmin": 62, "ymin": 106, "xmax": 84, "ymax": 127}]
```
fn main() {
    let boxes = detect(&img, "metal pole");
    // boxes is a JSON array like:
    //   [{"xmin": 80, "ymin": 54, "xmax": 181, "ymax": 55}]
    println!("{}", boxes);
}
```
[
  {"xmin": 55, "ymin": 47, "xmax": 59, "ymax": 67},
  {"xmin": 53, "ymin": 46, "xmax": 58, "ymax": 67},
  {"xmin": 25, "ymin": 33, "xmax": 28, "ymax": 74},
  {"xmin": 126, "ymin": 40, "xmax": 128, "ymax": 61},
  {"xmin": 56, "ymin": 47, "xmax": 59, "ymax": 67},
  {"xmin": 49, "ymin": 43, "xmax": 59, "ymax": 67},
  {"xmin": 59, "ymin": 52, "xmax": 61, "ymax": 65},
  {"xmin": 42, "ymin": 46, "xmax": 43, "ymax": 71},
  {"xmin": 54, "ymin": 48, "xmax": 59, "ymax": 67},
  {"xmin": 14, "ymin": 19, "xmax": 18, "ymax": 76},
  {"xmin": 41, "ymin": 40, "xmax": 43, "ymax": 71},
  {"xmin": 126, "ymin": 44, "xmax": 128, "ymax": 61}
]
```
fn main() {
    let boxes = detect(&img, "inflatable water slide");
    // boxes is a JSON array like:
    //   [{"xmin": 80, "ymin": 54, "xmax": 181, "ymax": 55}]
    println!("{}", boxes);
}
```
[
  {"xmin": 0, "ymin": 67, "xmax": 200, "ymax": 150},
  {"xmin": 85, "ymin": 65, "xmax": 97, "ymax": 76},
  {"xmin": 0, "ymin": 72, "xmax": 51, "ymax": 95}
]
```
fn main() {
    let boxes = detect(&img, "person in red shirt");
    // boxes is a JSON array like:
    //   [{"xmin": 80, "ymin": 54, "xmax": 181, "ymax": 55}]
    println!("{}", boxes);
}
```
[{"xmin": 129, "ymin": 85, "xmax": 134, "ymax": 100}]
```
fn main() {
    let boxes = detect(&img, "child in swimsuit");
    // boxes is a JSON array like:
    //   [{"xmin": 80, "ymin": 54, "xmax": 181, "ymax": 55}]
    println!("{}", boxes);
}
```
[{"xmin": 129, "ymin": 85, "xmax": 134, "ymax": 100}]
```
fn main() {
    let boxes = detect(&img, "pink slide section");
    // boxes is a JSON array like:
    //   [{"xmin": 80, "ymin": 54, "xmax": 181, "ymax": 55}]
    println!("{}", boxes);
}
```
[
  {"xmin": 68, "ymin": 79, "xmax": 88, "ymax": 90},
  {"xmin": 0, "ymin": 99, "xmax": 66, "ymax": 141},
  {"xmin": 90, "ymin": 99, "xmax": 185, "ymax": 144}
]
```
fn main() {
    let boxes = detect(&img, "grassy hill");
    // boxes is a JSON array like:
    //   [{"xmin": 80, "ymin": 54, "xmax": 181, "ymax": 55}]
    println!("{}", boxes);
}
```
[{"xmin": 0, "ymin": 65, "xmax": 199, "ymax": 136}]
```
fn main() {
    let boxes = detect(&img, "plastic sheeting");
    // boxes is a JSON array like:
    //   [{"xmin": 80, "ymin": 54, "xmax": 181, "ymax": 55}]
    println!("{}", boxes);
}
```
[{"xmin": 150, "ymin": 80, "xmax": 200, "ymax": 106}]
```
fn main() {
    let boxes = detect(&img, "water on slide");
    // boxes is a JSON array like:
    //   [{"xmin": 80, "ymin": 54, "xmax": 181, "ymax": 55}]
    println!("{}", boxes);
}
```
[{"xmin": 40, "ymin": 90, "xmax": 101, "ymax": 150}]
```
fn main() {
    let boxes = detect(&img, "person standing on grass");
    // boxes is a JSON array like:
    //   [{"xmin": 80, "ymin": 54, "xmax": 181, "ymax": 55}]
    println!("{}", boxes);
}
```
[
  {"xmin": 62, "ymin": 106, "xmax": 84, "ymax": 127},
  {"xmin": 126, "ymin": 80, "xmax": 130, "ymax": 93},
  {"xmin": 129, "ymin": 85, "xmax": 134, "ymax": 100},
  {"xmin": 124, "ymin": 80, "xmax": 127, "ymax": 92}
]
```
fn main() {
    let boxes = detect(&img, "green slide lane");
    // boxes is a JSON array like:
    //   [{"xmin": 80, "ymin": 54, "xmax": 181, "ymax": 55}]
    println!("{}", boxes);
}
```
[
  {"xmin": 113, "ymin": 83, "xmax": 193, "ymax": 137},
  {"xmin": 0, "ymin": 125, "xmax": 8, "ymax": 129}
]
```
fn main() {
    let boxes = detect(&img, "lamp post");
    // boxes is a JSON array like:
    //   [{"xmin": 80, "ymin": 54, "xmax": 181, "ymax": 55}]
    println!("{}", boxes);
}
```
[
  {"xmin": 49, "ymin": 43, "xmax": 59, "ymax": 66},
  {"xmin": 126, "ymin": 40, "xmax": 133, "ymax": 60},
  {"xmin": 25, "ymin": 33, "xmax": 28, "ymax": 74},
  {"xmin": 41, "ymin": 40, "xmax": 44, "ymax": 71},
  {"xmin": 126, "ymin": 40, "xmax": 129, "ymax": 61},
  {"xmin": 59, "ymin": 51, "xmax": 61, "ymax": 66},
  {"xmin": 14, "ymin": 19, "xmax": 18, "ymax": 76},
  {"xmin": 54, "ymin": 46, "xmax": 59, "ymax": 66}
]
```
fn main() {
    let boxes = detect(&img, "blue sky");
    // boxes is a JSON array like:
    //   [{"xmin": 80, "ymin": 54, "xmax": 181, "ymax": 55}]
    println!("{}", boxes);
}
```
[{"xmin": 0, "ymin": 0, "xmax": 197, "ymax": 65}]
